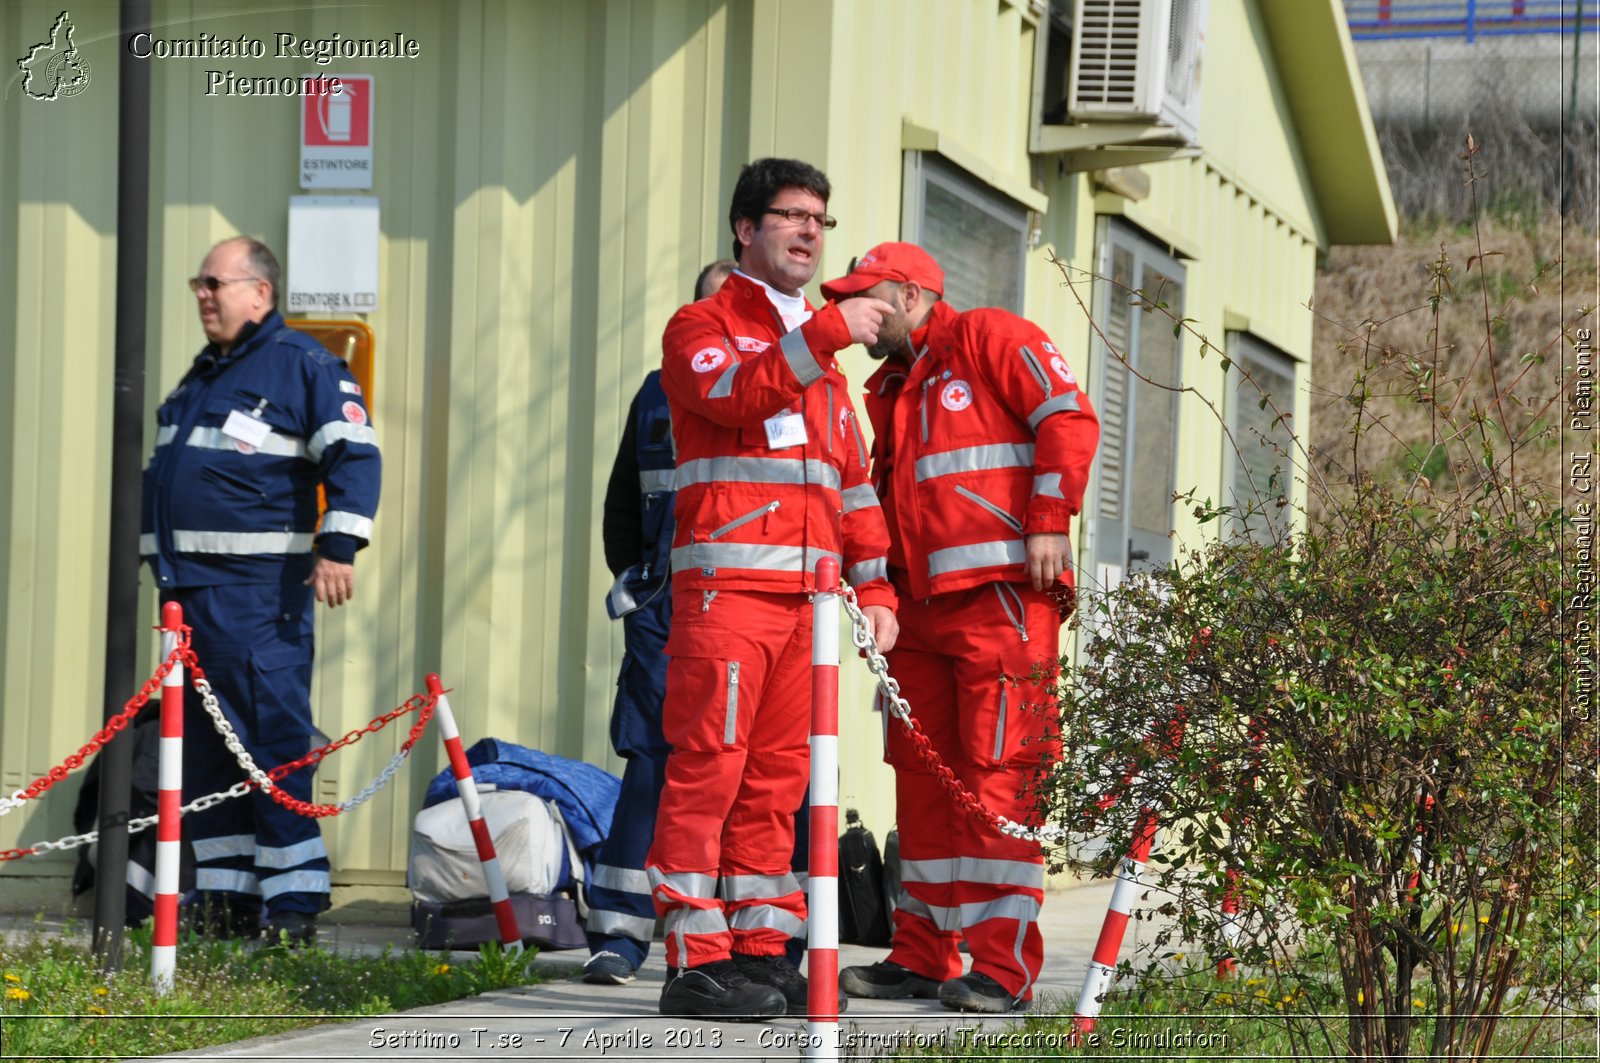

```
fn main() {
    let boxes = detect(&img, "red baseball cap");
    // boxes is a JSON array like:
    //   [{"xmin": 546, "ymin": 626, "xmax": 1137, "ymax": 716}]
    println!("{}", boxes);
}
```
[{"xmin": 820, "ymin": 242, "xmax": 945, "ymax": 301}]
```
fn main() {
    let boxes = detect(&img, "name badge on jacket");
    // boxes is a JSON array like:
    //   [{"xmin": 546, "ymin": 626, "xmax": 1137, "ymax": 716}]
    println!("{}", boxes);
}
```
[{"xmin": 763, "ymin": 410, "xmax": 807, "ymax": 449}]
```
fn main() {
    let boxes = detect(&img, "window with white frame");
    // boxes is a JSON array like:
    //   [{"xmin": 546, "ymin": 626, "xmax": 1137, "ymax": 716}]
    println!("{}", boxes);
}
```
[
  {"xmin": 1226, "ymin": 333, "xmax": 1298, "ymax": 543},
  {"xmin": 1088, "ymin": 219, "xmax": 1184, "ymax": 583},
  {"xmin": 901, "ymin": 153, "xmax": 1028, "ymax": 313}
]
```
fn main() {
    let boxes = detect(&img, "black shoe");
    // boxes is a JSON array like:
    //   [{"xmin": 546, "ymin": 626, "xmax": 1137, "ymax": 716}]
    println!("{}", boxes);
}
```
[
  {"xmin": 938, "ymin": 971, "xmax": 1030, "ymax": 1013},
  {"xmin": 659, "ymin": 960, "xmax": 787, "ymax": 1020},
  {"xmin": 265, "ymin": 911, "xmax": 317, "ymax": 948},
  {"xmin": 732, "ymin": 953, "xmax": 847, "ymax": 1015},
  {"xmin": 840, "ymin": 960, "xmax": 942, "ymax": 1000},
  {"xmin": 181, "ymin": 895, "xmax": 261, "ymax": 941},
  {"xmin": 582, "ymin": 951, "xmax": 638, "ymax": 985}
]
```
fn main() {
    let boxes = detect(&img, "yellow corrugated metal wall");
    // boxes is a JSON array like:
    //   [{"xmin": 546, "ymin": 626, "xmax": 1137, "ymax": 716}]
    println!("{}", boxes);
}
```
[{"xmin": 1, "ymin": 0, "xmax": 1350, "ymax": 905}]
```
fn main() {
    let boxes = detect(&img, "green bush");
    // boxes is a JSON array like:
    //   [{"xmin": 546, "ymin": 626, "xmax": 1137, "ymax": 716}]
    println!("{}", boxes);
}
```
[{"xmin": 1042, "ymin": 147, "xmax": 1596, "ymax": 1062}]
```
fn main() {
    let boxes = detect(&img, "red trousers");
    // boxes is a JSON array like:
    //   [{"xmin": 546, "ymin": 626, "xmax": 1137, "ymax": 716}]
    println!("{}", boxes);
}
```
[
  {"xmin": 880, "ymin": 581, "xmax": 1061, "ymax": 1000},
  {"xmin": 646, "ymin": 588, "xmax": 811, "ymax": 968}
]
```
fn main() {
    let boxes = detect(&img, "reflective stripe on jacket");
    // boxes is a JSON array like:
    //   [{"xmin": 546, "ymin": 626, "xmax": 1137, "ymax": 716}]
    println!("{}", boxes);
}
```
[
  {"xmin": 660, "ymin": 272, "xmax": 895, "ymax": 608},
  {"xmin": 863, "ymin": 300, "xmax": 1098, "ymax": 599},
  {"xmin": 141, "ymin": 311, "xmax": 381, "ymax": 588}
]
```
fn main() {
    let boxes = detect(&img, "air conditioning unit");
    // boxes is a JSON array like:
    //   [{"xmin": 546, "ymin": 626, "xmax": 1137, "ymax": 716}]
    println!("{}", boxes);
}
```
[{"xmin": 1067, "ymin": 0, "xmax": 1208, "ymax": 144}]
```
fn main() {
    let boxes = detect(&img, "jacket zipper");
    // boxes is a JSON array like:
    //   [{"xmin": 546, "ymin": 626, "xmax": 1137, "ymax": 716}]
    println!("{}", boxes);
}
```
[
  {"xmin": 1018, "ymin": 345, "xmax": 1053, "ymax": 396},
  {"xmin": 825, "ymin": 383, "xmax": 834, "ymax": 454},
  {"xmin": 723, "ymin": 661, "xmax": 740, "ymax": 745},
  {"xmin": 709, "ymin": 500, "xmax": 780, "ymax": 539},
  {"xmin": 955, "ymin": 485, "xmax": 1024, "ymax": 535},
  {"xmin": 919, "ymin": 377, "xmax": 935, "ymax": 443},
  {"xmin": 994, "ymin": 679, "xmax": 1009, "ymax": 761},
  {"xmin": 992, "ymin": 583, "xmax": 1030, "ymax": 643},
  {"xmin": 847, "ymin": 412, "xmax": 868, "ymax": 469}
]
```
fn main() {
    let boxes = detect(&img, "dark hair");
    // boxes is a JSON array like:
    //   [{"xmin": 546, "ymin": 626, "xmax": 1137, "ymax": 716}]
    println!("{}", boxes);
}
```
[
  {"xmin": 694, "ymin": 258, "xmax": 737, "ymax": 301},
  {"xmin": 234, "ymin": 237, "xmax": 282, "ymax": 309},
  {"xmin": 727, "ymin": 158, "xmax": 831, "ymax": 261}
]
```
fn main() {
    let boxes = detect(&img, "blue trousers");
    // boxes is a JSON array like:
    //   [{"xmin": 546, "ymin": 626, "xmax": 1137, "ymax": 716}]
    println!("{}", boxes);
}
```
[{"xmin": 142, "ymin": 581, "xmax": 331, "ymax": 919}]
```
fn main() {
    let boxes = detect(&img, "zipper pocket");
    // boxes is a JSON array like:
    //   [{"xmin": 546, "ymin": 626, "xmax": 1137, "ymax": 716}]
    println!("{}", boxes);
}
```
[
  {"xmin": 848, "ymin": 412, "xmax": 868, "ymax": 469},
  {"xmin": 723, "ymin": 661, "xmax": 741, "ymax": 745},
  {"xmin": 994, "ymin": 680, "xmax": 1009, "ymax": 761},
  {"xmin": 1018, "ymin": 345, "xmax": 1053, "ymax": 396},
  {"xmin": 955, "ymin": 486, "xmax": 1024, "ymax": 535},
  {"xmin": 201, "ymin": 464, "xmax": 266, "ymax": 499},
  {"xmin": 826, "ymin": 383, "xmax": 835, "ymax": 454},
  {"xmin": 709, "ymin": 500, "xmax": 779, "ymax": 539},
  {"xmin": 992, "ymin": 583, "xmax": 1030, "ymax": 643}
]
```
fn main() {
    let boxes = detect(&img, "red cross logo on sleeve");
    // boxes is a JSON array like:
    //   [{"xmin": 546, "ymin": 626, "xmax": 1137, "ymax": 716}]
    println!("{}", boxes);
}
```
[{"xmin": 692, "ymin": 348, "xmax": 728, "ymax": 373}]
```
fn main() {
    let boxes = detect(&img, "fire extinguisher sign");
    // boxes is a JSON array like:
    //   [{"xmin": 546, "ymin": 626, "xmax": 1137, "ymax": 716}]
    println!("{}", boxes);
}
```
[{"xmin": 300, "ymin": 74, "xmax": 374, "ymax": 190}]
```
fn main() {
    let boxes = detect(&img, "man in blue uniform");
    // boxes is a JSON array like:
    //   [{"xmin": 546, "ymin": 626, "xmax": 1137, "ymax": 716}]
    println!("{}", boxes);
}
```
[
  {"xmin": 138, "ymin": 236, "xmax": 381, "ymax": 945},
  {"xmin": 583, "ymin": 259, "xmax": 737, "ymax": 984}
]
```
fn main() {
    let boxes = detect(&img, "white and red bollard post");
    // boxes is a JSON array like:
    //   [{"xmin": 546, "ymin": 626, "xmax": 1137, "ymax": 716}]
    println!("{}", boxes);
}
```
[
  {"xmin": 151, "ymin": 601, "xmax": 184, "ymax": 993},
  {"xmin": 806, "ymin": 558, "xmax": 841, "ymax": 1060},
  {"xmin": 1216, "ymin": 867, "xmax": 1242, "ymax": 978},
  {"xmin": 1072, "ymin": 806, "xmax": 1158, "ymax": 1040},
  {"xmin": 426, "ymin": 674, "xmax": 523, "ymax": 954}
]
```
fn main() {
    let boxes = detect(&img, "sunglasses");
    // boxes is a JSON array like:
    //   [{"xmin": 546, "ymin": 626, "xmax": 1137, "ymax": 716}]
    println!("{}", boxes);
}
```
[{"xmin": 188, "ymin": 275, "xmax": 262, "ymax": 294}]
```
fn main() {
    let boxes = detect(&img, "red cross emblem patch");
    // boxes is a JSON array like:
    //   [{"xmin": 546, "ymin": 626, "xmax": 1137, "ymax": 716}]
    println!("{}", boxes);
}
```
[
  {"xmin": 941, "ymin": 380, "xmax": 973, "ymax": 411},
  {"xmin": 691, "ymin": 347, "xmax": 728, "ymax": 373}
]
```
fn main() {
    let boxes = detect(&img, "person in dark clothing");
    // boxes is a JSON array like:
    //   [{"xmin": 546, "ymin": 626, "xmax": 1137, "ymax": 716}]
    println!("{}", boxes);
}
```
[
  {"xmin": 582, "ymin": 259, "xmax": 736, "ymax": 984},
  {"xmin": 137, "ymin": 236, "xmax": 380, "ymax": 946}
]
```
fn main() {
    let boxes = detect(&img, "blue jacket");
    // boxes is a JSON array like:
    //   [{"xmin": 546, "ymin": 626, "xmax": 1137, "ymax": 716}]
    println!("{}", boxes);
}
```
[
  {"xmin": 601, "ymin": 371, "xmax": 675, "ymax": 619},
  {"xmin": 141, "ymin": 312, "xmax": 381, "ymax": 588}
]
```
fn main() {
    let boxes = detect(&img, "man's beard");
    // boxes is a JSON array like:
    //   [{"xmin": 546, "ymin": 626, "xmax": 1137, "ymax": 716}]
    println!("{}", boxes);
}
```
[{"xmin": 867, "ymin": 323, "xmax": 910, "ymax": 361}]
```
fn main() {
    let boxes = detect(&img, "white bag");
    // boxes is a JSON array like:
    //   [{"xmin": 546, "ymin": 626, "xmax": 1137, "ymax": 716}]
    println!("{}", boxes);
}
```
[{"xmin": 407, "ymin": 787, "xmax": 575, "ymax": 905}]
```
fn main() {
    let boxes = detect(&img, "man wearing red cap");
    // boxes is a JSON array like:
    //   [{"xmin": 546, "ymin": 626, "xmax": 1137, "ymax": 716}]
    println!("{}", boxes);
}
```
[
  {"xmin": 648, "ymin": 159, "xmax": 901, "ymax": 1020},
  {"xmin": 821, "ymin": 242, "xmax": 1099, "ymax": 1013}
]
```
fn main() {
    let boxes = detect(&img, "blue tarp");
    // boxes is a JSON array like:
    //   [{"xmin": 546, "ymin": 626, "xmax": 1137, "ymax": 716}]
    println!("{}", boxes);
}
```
[{"xmin": 423, "ymin": 738, "xmax": 622, "ymax": 862}]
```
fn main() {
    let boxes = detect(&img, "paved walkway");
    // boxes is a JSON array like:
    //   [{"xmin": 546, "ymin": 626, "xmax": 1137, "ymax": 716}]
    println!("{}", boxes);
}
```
[{"xmin": 146, "ymin": 880, "xmax": 1157, "ymax": 1062}]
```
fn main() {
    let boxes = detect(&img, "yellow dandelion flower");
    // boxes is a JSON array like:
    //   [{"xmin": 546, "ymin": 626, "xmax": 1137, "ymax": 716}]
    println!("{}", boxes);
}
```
[
  {"xmin": 88, "ymin": 1005, "xmax": 106, "ymax": 1015},
  {"xmin": 1451, "ymin": 922, "xmax": 1461, "ymax": 935},
  {"xmin": 1357, "ymin": 990, "xmax": 1365, "ymax": 1005},
  {"xmin": 1412, "ymin": 998, "xmax": 1425, "ymax": 1008},
  {"xmin": 1172, "ymin": 952, "xmax": 1184, "ymax": 961},
  {"xmin": 2, "ymin": 974, "xmax": 19, "ymax": 983},
  {"xmin": 1246, "ymin": 977, "xmax": 1262, "ymax": 986},
  {"xmin": 1478, "ymin": 915, "xmax": 1489, "ymax": 924},
  {"xmin": 94, "ymin": 987, "xmax": 109, "ymax": 997},
  {"xmin": 1216, "ymin": 993, "xmax": 1233, "ymax": 1005},
  {"xmin": 433, "ymin": 963, "xmax": 451, "ymax": 975},
  {"xmin": 5, "ymin": 987, "xmax": 31, "ymax": 1001}
]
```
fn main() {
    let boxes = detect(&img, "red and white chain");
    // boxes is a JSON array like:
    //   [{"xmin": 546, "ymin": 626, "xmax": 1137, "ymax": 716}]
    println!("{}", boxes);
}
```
[
  {"xmin": 838, "ymin": 582, "xmax": 1064, "ymax": 844},
  {"xmin": 192, "ymin": 674, "xmax": 431, "ymax": 818}
]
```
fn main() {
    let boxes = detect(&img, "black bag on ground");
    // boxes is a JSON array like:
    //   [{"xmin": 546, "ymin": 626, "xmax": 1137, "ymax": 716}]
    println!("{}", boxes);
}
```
[{"xmin": 837, "ymin": 808, "xmax": 892, "ymax": 947}]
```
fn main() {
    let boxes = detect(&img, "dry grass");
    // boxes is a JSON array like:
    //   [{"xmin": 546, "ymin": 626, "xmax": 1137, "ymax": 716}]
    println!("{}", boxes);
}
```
[{"xmin": 1308, "ymin": 213, "xmax": 1596, "ymax": 522}]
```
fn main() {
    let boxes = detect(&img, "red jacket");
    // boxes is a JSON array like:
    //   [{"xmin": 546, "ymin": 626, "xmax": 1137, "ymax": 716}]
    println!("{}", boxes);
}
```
[
  {"xmin": 660, "ymin": 272, "xmax": 896, "ymax": 609},
  {"xmin": 863, "ymin": 300, "xmax": 1099, "ymax": 600}
]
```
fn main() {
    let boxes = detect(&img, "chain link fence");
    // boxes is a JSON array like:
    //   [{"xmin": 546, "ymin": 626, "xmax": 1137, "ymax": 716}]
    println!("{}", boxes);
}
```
[{"xmin": 1347, "ymin": 11, "xmax": 1598, "ymax": 223}]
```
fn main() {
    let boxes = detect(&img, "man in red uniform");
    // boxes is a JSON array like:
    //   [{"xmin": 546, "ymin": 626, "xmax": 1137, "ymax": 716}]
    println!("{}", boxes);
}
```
[
  {"xmin": 648, "ymin": 159, "xmax": 900, "ymax": 1020},
  {"xmin": 822, "ymin": 243, "xmax": 1099, "ymax": 1013}
]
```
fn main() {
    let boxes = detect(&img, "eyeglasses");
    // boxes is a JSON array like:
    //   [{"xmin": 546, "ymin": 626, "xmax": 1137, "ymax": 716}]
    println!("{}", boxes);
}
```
[
  {"xmin": 763, "ymin": 207, "xmax": 837, "ymax": 230},
  {"xmin": 188, "ymin": 275, "xmax": 262, "ymax": 294}
]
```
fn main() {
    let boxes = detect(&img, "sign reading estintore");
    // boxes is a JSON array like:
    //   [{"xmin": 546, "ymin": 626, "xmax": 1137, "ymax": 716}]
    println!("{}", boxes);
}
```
[
  {"xmin": 286, "ymin": 196, "xmax": 380, "ymax": 313},
  {"xmin": 300, "ymin": 75, "xmax": 373, "ymax": 189}
]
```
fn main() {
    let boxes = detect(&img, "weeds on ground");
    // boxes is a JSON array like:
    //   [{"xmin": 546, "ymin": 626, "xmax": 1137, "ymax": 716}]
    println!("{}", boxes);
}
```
[{"xmin": 0, "ymin": 923, "xmax": 543, "ymax": 1059}]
